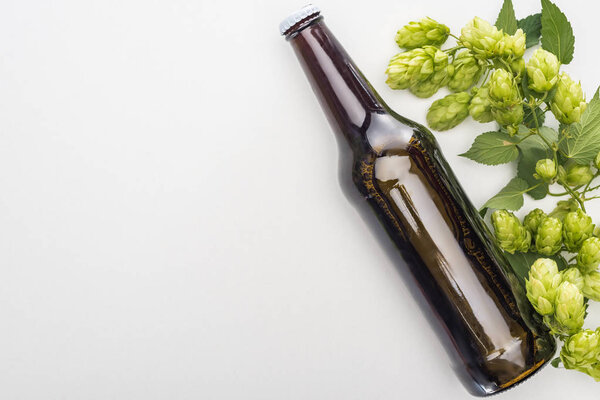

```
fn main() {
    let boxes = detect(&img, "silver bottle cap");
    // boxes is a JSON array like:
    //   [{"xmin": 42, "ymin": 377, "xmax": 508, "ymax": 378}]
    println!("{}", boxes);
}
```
[{"xmin": 279, "ymin": 4, "xmax": 321, "ymax": 35}]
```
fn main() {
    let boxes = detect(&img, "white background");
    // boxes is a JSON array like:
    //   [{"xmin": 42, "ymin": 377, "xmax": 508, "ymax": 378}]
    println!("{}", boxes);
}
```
[{"xmin": 1, "ymin": 0, "xmax": 599, "ymax": 398}]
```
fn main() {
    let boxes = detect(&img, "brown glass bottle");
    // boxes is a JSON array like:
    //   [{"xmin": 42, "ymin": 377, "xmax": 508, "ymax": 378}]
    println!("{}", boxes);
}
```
[{"xmin": 280, "ymin": 6, "xmax": 556, "ymax": 396}]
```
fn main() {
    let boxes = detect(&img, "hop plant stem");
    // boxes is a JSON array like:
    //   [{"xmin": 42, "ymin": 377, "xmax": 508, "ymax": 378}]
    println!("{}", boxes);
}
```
[
  {"xmin": 559, "ymin": 180, "xmax": 587, "ymax": 213},
  {"xmin": 523, "ymin": 101, "xmax": 589, "ymax": 212}
]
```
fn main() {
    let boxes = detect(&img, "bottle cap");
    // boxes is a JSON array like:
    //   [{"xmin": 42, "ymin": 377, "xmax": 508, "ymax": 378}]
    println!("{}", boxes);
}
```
[{"xmin": 279, "ymin": 4, "xmax": 321, "ymax": 36}]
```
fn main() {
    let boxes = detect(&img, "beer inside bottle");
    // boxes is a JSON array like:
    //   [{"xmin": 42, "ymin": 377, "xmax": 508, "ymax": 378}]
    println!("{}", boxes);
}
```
[{"xmin": 280, "ymin": 5, "xmax": 556, "ymax": 396}]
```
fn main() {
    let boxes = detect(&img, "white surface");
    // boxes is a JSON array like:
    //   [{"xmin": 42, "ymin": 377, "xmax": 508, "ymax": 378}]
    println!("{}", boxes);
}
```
[{"xmin": 0, "ymin": 0, "xmax": 599, "ymax": 399}]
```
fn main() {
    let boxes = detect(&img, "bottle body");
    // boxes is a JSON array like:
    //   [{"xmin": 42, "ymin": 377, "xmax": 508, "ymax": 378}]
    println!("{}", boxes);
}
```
[{"xmin": 282, "ymin": 9, "xmax": 555, "ymax": 396}]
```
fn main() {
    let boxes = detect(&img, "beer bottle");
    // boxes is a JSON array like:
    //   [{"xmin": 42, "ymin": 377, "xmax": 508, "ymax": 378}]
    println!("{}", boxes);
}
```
[{"xmin": 280, "ymin": 5, "xmax": 555, "ymax": 396}]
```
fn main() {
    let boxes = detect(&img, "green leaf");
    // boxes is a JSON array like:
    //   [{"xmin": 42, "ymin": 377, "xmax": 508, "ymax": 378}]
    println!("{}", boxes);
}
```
[
  {"xmin": 516, "ymin": 127, "xmax": 558, "ymax": 200},
  {"xmin": 479, "ymin": 207, "xmax": 488, "ymax": 218},
  {"xmin": 525, "ymin": 125, "xmax": 559, "ymax": 144},
  {"xmin": 554, "ymin": 254, "xmax": 568, "ymax": 271},
  {"xmin": 520, "ymin": 72, "xmax": 533, "ymax": 100},
  {"xmin": 551, "ymin": 357, "xmax": 562, "ymax": 368},
  {"xmin": 540, "ymin": 0, "xmax": 575, "ymax": 64},
  {"xmin": 503, "ymin": 251, "xmax": 568, "ymax": 286},
  {"xmin": 523, "ymin": 106, "xmax": 546, "ymax": 129},
  {"xmin": 559, "ymin": 90, "xmax": 600, "ymax": 163},
  {"xmin": 483, "ymin": 177, "xmax": 529, "ymax": 211},
  {"xmin": 559, "ymin": 123, "xmax": 569, "ymax": 135},
  {"xmin": 518, "ymin": 13, "xmax": 542, "ymax": 48},
  {"xmin": 503, "ymin": 252, "xmax": 539, "ymax": 284},
  {"xmin": 545, "ymin": 84, "xmax": 558, "ymax": 104},
  {"xmin": 459, "ymin": 131, "xmax": 519, "ymax": 165},
  {"xmin": 496, "ymin": 0, "xmax": 518, "ymax": 35}
]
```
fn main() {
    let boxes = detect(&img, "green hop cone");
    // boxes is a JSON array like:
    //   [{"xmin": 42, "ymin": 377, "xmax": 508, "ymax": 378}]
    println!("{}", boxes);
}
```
[
  {"xmin": 460, "ymin": 17, "xmax": 503, "ymax": 59},
  {"xmin": 565, "ymin": 163, "xmax": 594, "ymax": 187},
  {"xmin": 495, "ymin": 29, "xmax": 526, "ymax": 59},
  {"xmin": 385, "ymin": 46, "xmax": 450, "ymax": 98},
  {"xmin": 426, "ymin": 92, "xmax": 471, "ymax": 131},
  {"xmin": 587, "ymin": 365, "xmax": 600, "ymax": 382},
  {"xmin": 525, "ymin": 258, "xmax": 562, "ymax": 316},
  {"xmin": 583, "ymin": 271, "xmax": 600, "ymax": 301},
  {"xmin": 491, "ymin": 105, "xmax": 524, "ymax": 135},
  {"xmin": 395, "ymin": 17, "xmax": 450, "ymax": 49},
  {"xmin": 511, "ymin": 58, "xmax": 525, "ymax": 77},
  {"xmin": 561, "ymin": 267, "xmax": 585, "ymax": 292},
  {"xmin": 408, "ymin": 48, "xmax": 451, "ymax": 98},
  {"xmin": 448, "ymin": 50, "xmax": 483, "ymax": 92},
  {"xmin": 386, "ymin": 51, "xmax": 414, "ymax": 90},
  {"xmin": 534, "ymin": 159, "xmax": 557, "ymax": 181},
  {"xmin": 577, "ymin": 237, "xmax": 600, "ymax": 274},
  {"xmin": 552, "ymin": 281, "xmax": 586, "ymax": 336},
  {"xmin": 549, "ymin": 199, "xmax": 580, "ymax": 221},
  {"xmin": 523, "ymin": 208, "xmax": 547, "ymax": 238},
  {"xmin": 550, "ymin": 73, "xmax": 587, "ymax": 124},
  {"xmin": 535, "ymin": 217, "xmax": 563, "ymax": 256},
  {"xmin": 560, "ymin": 329, "xmax": 600, "ymax": 370},
  {"xmin": 468, "ymin": 86, "xmax": 494, "ymax": 122},
  {"xmin": 563, "ymin": 209, "xmax": 594, "ymax": 252},
  {"xmin": 408, "ymin": 46, "xmax": 451, "ymax": 98},
  {"xmin": 488, "ymin": 69, "xmax": 523, "ymax": 133},
  {"xmin": 526, "ymin": 49, "xmax": 560, "ymax": 93},
  {"xmin": 488, "ymin": 69, "xmax": 520, "ymax": 104},
  {"xmin": 491, "ymin": 210, "xmax": 531, "ymax": 254}
]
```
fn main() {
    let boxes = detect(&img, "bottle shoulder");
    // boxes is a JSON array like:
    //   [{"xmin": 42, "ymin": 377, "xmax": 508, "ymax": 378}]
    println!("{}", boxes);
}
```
[{"xmin": 359, "ymin": 111, "xmax": 438, "ymax": 157}]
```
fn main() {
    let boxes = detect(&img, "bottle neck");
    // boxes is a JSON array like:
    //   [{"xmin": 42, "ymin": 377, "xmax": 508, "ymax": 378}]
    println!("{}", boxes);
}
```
[{"xmin": 286, "ymin": 16, "xmax": 386, "ymax": 149}]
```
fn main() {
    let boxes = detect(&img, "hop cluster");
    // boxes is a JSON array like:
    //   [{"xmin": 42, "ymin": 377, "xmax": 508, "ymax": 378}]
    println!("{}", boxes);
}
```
[
  {"xmin": 385, "ymin": 9, "xmax": 600, "ymax": 384},
  {"xmin": 494, "ymin": 208, "xmax": 600, "ymax": 306},
  {"xmin": 519, "ymin": 208, "xmax": 600, "ymax": 375},
  {"xmin": 493, "ymin": 209, "xmax": 600, "ymax": 263},
  {"xmin": 386, "ymin": 15, "xmax": 587, "ymax": 132},
  {"xmin": 525, "ymin": 258, "xmax": 586, "ymax": 336}
]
